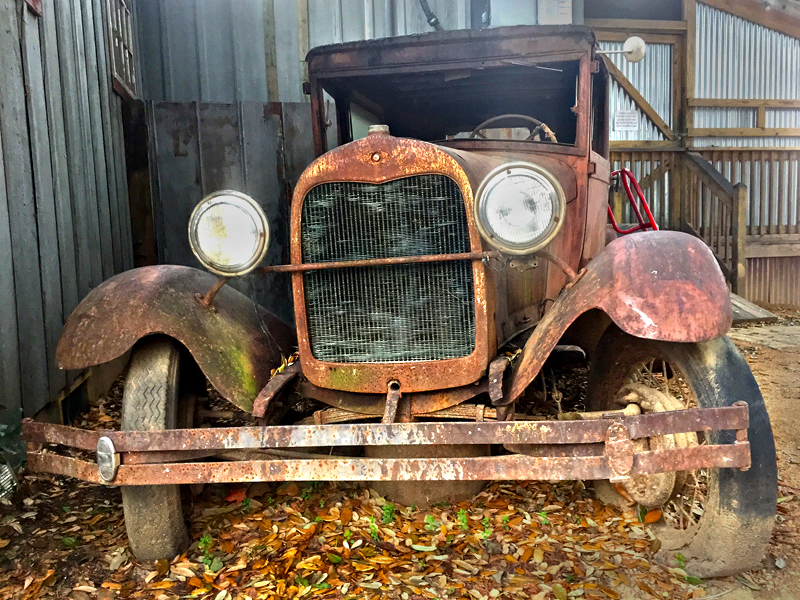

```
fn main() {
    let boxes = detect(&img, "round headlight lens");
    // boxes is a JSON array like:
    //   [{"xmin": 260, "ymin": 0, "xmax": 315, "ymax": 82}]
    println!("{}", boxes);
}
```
[
  {"xmin": 188, "ymin": 190, "xmax": 270, "ymax": 276},
  {"xmin": 475, "ymin": 163, "xmax": 566, "ymax": 254}
]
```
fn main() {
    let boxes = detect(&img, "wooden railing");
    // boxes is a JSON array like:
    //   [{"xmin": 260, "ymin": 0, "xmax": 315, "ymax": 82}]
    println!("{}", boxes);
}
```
[
  {"xmin": 682, "ymin": 153, "xmax": 748, "ymax": 294},
  {"xmin": 696, "ymin": 149, "xmax": 800, "ymax": 237},
  {"xmin": 610, "ymin": 149, "xmax": 748, "ymax": 293}
]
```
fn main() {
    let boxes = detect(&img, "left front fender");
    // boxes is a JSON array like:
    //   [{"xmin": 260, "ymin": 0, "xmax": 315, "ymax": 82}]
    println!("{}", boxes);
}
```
[
  {"xmin": 57, "ymin": 266, "xmax": 296, "ymax": 412},
  {"xmin": 507, "ymin": 231, "xmax": 732, "ymax": 403}
]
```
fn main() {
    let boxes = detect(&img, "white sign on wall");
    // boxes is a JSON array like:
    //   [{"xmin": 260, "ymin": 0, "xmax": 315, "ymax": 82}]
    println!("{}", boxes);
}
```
[
  {"xmin": 614, "ymin": 110, "xmax": 640, "ymax": 132},
  {"xmin": 538, "ymin": 0, "xmax": 572, "ymax": 25}
]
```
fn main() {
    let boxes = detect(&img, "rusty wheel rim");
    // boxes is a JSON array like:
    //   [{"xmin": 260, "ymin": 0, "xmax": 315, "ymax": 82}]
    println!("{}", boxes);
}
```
[{"xmin": 624, "ymin": 359, "xmax": 707, "ymax": 540}]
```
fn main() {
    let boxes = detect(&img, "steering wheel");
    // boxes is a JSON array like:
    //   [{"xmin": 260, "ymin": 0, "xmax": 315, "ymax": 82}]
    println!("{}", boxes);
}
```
[{"xmin": 469, "ymin": 114, "xmax": 558, "ymax": 143}]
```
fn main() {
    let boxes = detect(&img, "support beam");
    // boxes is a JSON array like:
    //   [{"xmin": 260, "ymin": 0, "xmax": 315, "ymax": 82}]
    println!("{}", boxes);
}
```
[
  {"xmin": 585, "ymin": 19, "xmax": 688, "ymax": 32},
  {"xmin": 689, "ymin": 98, "xmax": 800, "ymax": 108},
  {"xmin": 689, "ymin": 127, "xmax": 800, "ymax": 137},
  {"xmin": 603, "ymin": 57, "xmax": 675, "ymax": 141}
]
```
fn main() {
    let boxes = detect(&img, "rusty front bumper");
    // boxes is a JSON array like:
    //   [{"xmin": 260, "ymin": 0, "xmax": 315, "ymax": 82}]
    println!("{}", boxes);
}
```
[{"xmin": 22, "ymin": 403, "xmax": 750, "ymax": 486}]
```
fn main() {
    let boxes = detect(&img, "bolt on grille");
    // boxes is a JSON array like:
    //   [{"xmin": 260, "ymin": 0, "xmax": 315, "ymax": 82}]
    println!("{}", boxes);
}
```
[{"xmin": 301, "ymin": 175, "xmax": 476, "ymax": 363}]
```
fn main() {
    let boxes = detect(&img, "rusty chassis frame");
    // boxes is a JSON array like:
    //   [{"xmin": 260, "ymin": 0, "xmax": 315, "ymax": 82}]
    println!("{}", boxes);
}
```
[{"xmin": 23, "ymin": 402, "xmax": 750, "ymax": 486}]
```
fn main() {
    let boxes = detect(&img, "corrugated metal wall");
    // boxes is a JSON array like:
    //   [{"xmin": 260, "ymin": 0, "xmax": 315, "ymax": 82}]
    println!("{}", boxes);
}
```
[
  {"xmin": 135, "ymin": 0, "xmax": 473, "ymax": 104},
  {"xmin": 693, "ymin": 3, "xmax": 800, "ymax": 306},
  {"xmin": 308, "ymin": 0, "xmax": 469, "ymax": 47},
  {"xmin": 694, "ymin": 2, "xmax": 800, "ymax": 148},
  {"xmin": 135, "ymin": 0, "xmax": 271, "ymax": 102},
  {"xmin": 600, "ymin": 42, "xmax": 673, "ymax": 142},
  {"xmin": 0, "ymin": 0, "xmax": 132, "ymax": 427},
  {"xmin": 136, "ymin": 0, "xmax": 580, "ymax": 104},
  {"xmin": 745, "ymin": 256, "xmax": 800, "ymax": 306}
]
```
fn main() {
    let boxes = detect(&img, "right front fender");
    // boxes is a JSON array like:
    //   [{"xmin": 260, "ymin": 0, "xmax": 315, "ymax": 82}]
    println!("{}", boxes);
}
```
[
  {"xmin": 506, "ymin": 231, "xmax": 732, "ymax": 404},
  {"xmin": 57, "ymin": 266, "xmax": 296, "ymax": 412}
]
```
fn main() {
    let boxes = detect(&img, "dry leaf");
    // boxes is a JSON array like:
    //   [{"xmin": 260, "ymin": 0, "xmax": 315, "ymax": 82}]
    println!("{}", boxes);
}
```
[
  {"xmin": 643, "ymin": 509, "xmax": 662, "ymax": 524},
  {"xmin": 552, "ymin": 583, "xmax": 568, "ymax": 600},
  {"xmin": 155, "ymin": 559, "xmax": 170, "ymax": 576},
  {"xmin": 225, "ymin": 488, "xmax": 247, "ymax": 503},
  {"xmin": 598, "ymin": 586, "xmax": 620, "ymax": 599},
  {"xmin": 101, "ymin": 582, "xmax": 122, "ymax": 590},
  {"xmin": 278, "ymin": 483, "xmax": 300, "ymax": 497}
]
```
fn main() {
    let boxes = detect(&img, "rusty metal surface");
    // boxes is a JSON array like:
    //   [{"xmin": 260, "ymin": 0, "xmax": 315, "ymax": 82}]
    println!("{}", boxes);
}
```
[
  {"xmin": 197, "ymin": 277, "xmax": 229, "ymax": 307},
  {"xmin": 22, "ymin": 404, "xmax": 748, "ymax": 452},
  {"xmin": 296, "ymin": 379, "xmax": 490, "ymax": 417},
  {"xmin": 439, "ymin": 144, "xmax": 591, "ymax": 351},
  {"xmin": 262, "ymin": 251, "xmax": 496, "ymax": 273},
  {"xmin": 56, "ymin": 265, "xmax": 296, "ymax": 412},
  {"xmin": 605, "ymin": 422, "xmax": 635, "ymax": 480},
  {"xmin": 290, "ymin": 132, "xmax": 491, "ymax": 394},
  {"xmin": 507, "ymin": 231, "xmax": 733, "ymax": 404},
  {"xmin": 252, "ymin": 362, "xmax": 301, "ymax": 418},
  {"xmin": 488, "ymin": 356, "xmax": 509, "ymax": 405},
  {"xmin": 307, "ymin": 25, "xmax": 595, "ymax": 80},
  {"xmin": 382, "ymin": 382, "xmax": 402, "ymax": 425},
  {"xmin": 26, "ymin": 442, "xmax": 750, "ymax": 486},
  {"xmin": 506, "ymin": 443, "xmax": 606, "ymax": 458}
]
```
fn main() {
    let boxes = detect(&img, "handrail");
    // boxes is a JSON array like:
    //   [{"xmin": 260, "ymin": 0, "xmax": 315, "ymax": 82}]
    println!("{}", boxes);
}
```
[
  {"xmin": 684, "ymin": 152, "xmax": 735, "ymax": 202},
  {"xmin": 679, "ymin": 152, "xmax": 747, "ymax": 293}
]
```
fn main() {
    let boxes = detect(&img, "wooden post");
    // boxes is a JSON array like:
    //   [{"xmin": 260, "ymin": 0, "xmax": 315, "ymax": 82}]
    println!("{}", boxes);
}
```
[
  {"xmin": 684, "ymin": 0, "xmax": 696, "ymax": 134},
  {"xmin": 680, "ymin": 152, "xmax": 690, "ymax": 233},
  {"xmin": 670, "ymin": 153, "xmax": 682, "ymax": 231},
  {"xmin": 732, "ymin": 183, "xmax": 748, "ymax": 295}
]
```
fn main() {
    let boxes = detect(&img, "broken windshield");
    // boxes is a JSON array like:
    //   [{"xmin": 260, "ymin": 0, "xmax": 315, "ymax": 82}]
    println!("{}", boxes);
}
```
[{"xmin": 322, "ymin": 60, "xmax": 581, "ymax": 147}]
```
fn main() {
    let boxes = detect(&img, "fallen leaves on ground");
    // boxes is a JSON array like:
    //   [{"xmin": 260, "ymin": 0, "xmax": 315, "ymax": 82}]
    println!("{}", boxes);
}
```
[{"xmin": 1, "ymin": 474, "xmax": 717, "ymax": 600}]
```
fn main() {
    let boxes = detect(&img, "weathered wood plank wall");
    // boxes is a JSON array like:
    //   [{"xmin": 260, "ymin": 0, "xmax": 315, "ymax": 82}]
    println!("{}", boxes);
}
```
[{"xmin": 0, "ymin": 0, "xmax": 133, "ymax": 432}]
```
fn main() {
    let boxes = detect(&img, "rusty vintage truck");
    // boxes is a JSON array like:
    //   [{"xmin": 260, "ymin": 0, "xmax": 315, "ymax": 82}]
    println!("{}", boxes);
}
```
[{"xmin": 24, "ymin": 25, "xmax": 776, "ymax": 576}]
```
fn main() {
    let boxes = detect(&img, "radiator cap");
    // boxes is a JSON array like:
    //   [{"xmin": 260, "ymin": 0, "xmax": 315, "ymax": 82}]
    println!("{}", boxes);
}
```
[{"xmin": 368, "ymin": 124, "xmax": 390, "ymax": 135}]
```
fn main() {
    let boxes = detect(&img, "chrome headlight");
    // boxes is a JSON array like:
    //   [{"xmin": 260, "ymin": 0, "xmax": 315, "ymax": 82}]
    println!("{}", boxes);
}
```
[
  {"xmin": 474, "ymin": 162, "xmax": 566, "ymax": 255},
  {"xmin": 188, "ymin": 190, "xmax": 270, "ymax": 276}
]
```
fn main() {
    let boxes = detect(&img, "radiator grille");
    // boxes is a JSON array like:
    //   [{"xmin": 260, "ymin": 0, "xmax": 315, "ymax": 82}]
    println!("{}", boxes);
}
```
[{"xmin": 301, "ymin": 175, "xmax": 476, "ymax": 363}]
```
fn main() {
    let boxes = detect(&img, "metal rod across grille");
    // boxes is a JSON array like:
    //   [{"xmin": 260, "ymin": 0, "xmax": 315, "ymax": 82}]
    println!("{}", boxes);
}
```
[{"xmin": 301, "ymin": 175, "xmax": 476, "ymax": 363}]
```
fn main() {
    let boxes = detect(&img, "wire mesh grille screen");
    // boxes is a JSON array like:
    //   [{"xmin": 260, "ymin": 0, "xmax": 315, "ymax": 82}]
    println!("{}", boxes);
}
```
[{"xmin": 301, "ymin": 175, "xmax": 476, "ymax": 362}]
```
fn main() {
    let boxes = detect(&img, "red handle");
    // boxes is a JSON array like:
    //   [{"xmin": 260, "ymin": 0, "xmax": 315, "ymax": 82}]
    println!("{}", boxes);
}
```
[{"xmin": 607, "ymin": 168, "xmax": 659, "ymax": 235}]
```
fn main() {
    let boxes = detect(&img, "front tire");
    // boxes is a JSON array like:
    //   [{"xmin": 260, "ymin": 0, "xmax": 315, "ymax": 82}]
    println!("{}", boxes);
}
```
[
  {"xmin": 586, "ymin": 326, "xmax": 776, "ymax": 577},
  {"xmin": 121, "ymin": 337, "xmax": 190, "ymax": 561}
]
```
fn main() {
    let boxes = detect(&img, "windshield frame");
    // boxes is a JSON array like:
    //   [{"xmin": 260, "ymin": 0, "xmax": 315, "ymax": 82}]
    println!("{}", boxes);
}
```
[{"xmin": 308, "ymin": 52, "xmax": 593, "ymax": 159}]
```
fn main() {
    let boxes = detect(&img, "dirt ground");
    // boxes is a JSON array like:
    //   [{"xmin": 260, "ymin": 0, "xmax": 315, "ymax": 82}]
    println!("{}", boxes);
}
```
[{"xmin": 1, "ymin": 307, "xmax": 799, "ymax": 600}]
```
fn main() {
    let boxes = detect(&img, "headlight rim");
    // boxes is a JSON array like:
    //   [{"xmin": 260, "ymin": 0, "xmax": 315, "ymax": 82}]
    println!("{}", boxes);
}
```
[
  {"xmin": 188, "ymin": 189, "xmax": 270, "ymax": 277},
  {"xmin": 474, "ymin": 161, "xmax": 567, "ymax": 256}
]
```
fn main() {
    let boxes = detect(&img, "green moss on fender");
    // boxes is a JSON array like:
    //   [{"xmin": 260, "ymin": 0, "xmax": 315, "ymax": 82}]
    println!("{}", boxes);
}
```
[{"xmin": 56, "ymin": 265, "xmax": 296, "ymax": 415}]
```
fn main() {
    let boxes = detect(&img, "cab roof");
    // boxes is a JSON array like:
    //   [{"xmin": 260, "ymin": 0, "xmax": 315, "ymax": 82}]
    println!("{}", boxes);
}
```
[{"xmin": 307, "ymin": 25, "xmax": 596, "ymax": 78}]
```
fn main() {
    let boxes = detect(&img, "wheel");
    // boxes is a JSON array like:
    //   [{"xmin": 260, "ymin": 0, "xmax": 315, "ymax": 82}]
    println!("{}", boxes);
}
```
[
  {"xmin": 586, "ymin": 326, "xmax": 776, "ymax": 577},
  {"xmin": 121, "ymin": 337, "xmax": 191, "ymax": 561}
]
